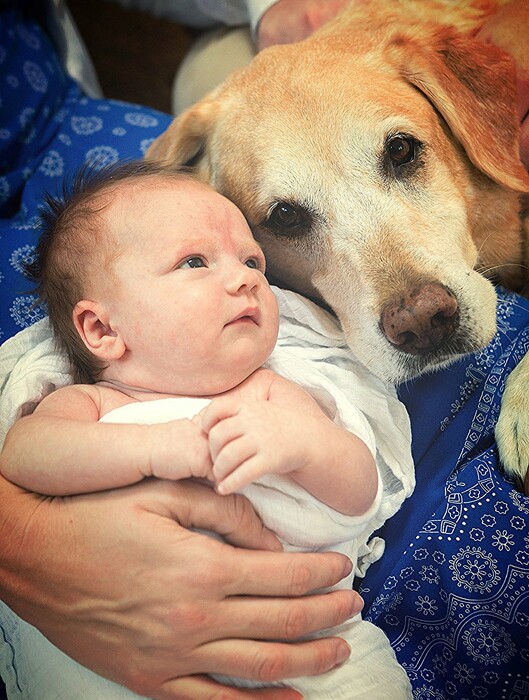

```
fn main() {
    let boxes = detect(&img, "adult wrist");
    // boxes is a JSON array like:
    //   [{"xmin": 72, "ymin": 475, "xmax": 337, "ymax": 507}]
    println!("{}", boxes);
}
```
[{"xmin": 0, "ymin": 480, "xmax": 54, "ymax": 614}]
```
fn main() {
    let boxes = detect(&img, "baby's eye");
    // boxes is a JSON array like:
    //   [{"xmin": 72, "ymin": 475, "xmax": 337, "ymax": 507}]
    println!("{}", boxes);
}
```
[
  {"xmin": 180, "ymin": 256, "xmax": 206, "ymax": 269},
  {"xmin": 245, "ymin": 257, "xmax": 264, "ymax": 271}
]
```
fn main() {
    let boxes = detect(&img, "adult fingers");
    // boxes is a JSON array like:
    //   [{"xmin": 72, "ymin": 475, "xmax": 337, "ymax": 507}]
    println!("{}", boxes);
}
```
[
  {"xmin": 225, "ymin": 546, "xmax": 354, "ymax": 597},
  {"xmin": 218, "ymin": 590, "xmax": 362, "ymax": 641},
  {"xmin": 161, "ymin": 675, "xmax": 301, "ymax": 700},
  {"xmin": 193, "ymin": 636, "xmax": 351, "ymax": 682},
  {"xmin": 156, "ymin": 479, "xmax": 282, "ymax": 551}
]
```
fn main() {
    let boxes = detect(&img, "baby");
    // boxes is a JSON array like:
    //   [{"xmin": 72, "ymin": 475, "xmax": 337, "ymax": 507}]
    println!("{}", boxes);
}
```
[{"xmin": 0, "ymin": 161, "xmax": 413, "ymax": 698}]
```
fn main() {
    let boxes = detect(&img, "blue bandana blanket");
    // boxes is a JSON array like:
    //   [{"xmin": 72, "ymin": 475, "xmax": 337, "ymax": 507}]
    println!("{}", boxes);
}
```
[{"xmin": 1, "ymin": 4, "xmax": 528, "ymax": 698}]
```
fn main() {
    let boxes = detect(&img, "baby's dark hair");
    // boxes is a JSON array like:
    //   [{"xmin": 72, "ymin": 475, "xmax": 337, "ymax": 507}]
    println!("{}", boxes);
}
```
[{"xmin": 27, "ymin": 160, "xmax": 198, "ymax": 384}]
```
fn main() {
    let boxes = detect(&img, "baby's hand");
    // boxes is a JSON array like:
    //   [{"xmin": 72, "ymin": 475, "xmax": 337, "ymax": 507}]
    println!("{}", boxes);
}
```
[
  {"xmin": 200, "ymin": 397, "xmax": 301, "ymax": 495},
  {"xmin": 149, "ymin": 417, "xmax": 213, "ymax": 482}
]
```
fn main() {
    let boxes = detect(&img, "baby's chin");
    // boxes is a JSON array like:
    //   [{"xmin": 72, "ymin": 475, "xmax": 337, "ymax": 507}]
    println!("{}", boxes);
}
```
[{"xmin": 187, "ymin": 362, "xmax": 266, "ymax": 399}]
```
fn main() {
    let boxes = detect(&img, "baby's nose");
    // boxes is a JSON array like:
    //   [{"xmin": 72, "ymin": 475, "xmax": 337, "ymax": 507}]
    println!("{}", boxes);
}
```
[{"xmin": 227, "ymin": 262, "xmax": 260, "ymax": 293}]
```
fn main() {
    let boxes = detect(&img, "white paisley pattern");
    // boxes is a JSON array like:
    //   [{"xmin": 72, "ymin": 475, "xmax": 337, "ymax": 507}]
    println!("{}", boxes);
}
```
[
  {"xmin": 1, "ymin": 4, "xmax": 529, "ymax": 700},
  {"xmin": 361, "ymin": 293, "xmax": 529, "ymax": 699},
  {"xmin": 0, "ymin": 6, "xmax": 171, "ymax": 342}
]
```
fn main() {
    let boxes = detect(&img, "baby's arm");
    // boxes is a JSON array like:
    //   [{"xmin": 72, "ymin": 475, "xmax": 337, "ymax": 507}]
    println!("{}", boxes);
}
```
[
  {"xmin": 0, "ymin": 386, "xmax": 211, "ymax": 495},
  {"xmin": 201, "ymin": 371, "xmax": 378, "ymax": 516}
]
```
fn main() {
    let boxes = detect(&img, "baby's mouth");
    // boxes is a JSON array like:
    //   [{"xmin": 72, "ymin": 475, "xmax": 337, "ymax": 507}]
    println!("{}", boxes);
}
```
[{"xmin": 226, "ymin": 307, "xmax": 260, "ymax": 326}]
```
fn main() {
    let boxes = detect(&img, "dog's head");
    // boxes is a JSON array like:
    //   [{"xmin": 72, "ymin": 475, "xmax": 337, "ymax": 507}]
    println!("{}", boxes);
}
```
[{"xmin": 147, "ymin": 3, "xmax": 529, "ymax": 382}]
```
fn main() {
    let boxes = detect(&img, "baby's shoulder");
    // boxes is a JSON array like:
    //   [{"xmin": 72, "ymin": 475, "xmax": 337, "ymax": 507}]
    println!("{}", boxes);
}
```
[
  {"xmin": 93, "ymin": 383, "xmax": 140, "ymax": 418},
  {"xmin": 32, "ymin": 381, "xmax": 127, "ymax": 421},
  {"xmin": 233, "ymin": 367, "xmax": 279, "ymax": 400},
  {"xmin": 237, "ymin": 367, "xmax": 302, "ymax": 402}
]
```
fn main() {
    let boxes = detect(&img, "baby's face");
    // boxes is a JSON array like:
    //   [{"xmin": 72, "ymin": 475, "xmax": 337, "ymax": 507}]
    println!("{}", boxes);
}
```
[{"xmin": 97, "ymin": 178, "xmax": 279, "ymax": 396}]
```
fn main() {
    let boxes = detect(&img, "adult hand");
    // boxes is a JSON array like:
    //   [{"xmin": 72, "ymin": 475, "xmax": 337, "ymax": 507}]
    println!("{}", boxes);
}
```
[
  {"xmin": 1, "ymin": 475, "xmax": 362, "ymax": 699},
  {"xmin": 256, "ymin": 0, "xmax": 350, "ymax": 51},
  {"xmin": 476, "ymin": 0, "xmax": 529, "ymax": 169}
]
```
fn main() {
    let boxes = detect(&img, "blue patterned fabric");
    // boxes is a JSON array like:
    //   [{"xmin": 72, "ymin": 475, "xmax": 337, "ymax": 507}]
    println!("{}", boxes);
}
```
[
  {"xmin": 0, "ymin": 2, "xmax": 172, "ymax": 342},
  {"xmin": 361, "ymin": 291, "xmax": 529, "ymax": 698},
  {"xmin": 1, "ymin": 3, "xmax": 528, "ymax": 698}
]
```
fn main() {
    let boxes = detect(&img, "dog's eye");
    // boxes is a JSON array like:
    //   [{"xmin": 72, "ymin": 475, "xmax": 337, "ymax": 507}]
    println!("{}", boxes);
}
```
[
  {"xmin": 260, "ymin": 201, "xmax": 316, "ymax": 238},
  {"xmin": 386, "ymin": 136, "xmax": 416, "ymax": 166},
  {"xmin": 269, "ymin": 203, "xmax": 303, "ymax": 228},
  {"xmin": 264, "ymin": 202, "xmax": 314, "ymax": 236}
]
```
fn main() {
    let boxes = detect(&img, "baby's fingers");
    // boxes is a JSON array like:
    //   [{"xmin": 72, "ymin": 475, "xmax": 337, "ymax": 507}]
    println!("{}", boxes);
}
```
[
  {"xmin": 212, "ymin": 431, "xmax": 255, "ymax": 485},
  {"xmin": 208, "ymin": 413, "xmax": 247, "ymax": 461},
  {"xmin": 216, "ymin": 454, "xmax": 267, "ymax": 496},
  {"xmin": 201, "ymin": 396, "xmax": 242, "ymax": 433}
]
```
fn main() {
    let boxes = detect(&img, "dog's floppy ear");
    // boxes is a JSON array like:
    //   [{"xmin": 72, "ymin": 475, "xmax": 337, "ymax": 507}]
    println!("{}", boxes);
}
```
[
  {"xmin": 146, "ymin": 96, "xmax": 220, "ymax": 172},
  {"xmin": 389, "ymin": 28, "xmax": 529, "ymax": 192}
]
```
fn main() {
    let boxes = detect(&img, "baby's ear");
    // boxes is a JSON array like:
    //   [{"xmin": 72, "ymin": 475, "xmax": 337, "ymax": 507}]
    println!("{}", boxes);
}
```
[{"xmin": 73, "ymin": 300, "xmax": 126, "ymax": 360}]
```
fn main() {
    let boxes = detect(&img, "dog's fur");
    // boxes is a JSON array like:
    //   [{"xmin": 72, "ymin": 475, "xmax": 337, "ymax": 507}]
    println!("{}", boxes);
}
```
[{"xmin": 147, "ymin": 0, "xmax": 529, "ymax": 489}]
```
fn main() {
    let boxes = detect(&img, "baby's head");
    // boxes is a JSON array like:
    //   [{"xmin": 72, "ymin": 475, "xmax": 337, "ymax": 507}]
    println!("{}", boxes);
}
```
[{"xmin": 30, "ymin": 161, "xmax": 279, "ymax": 395}]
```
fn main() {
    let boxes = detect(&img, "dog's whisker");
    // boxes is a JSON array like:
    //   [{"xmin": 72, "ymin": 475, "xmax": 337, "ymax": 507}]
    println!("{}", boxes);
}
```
[
  {"xmin": 476, "ymin": 262, "xmax": 528, "ymax": 278},
  {"xmin": 475, "ymin": 229, "xmax": 498, "ymax": 259}
]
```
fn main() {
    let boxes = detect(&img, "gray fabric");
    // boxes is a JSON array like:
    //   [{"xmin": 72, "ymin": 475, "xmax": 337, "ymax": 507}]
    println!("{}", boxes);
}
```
[{"xmin": 45, "ymin": 0, "xmax": 103, "ymax": 97}]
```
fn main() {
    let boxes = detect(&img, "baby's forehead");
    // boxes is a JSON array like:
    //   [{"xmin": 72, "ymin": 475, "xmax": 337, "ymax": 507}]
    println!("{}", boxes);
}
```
[
  {"xmin": 111, "ymin": 172, "xmax": 213, "ymax": 199},
  {"xmin": 99, "ymin": 172, "xmax": 260, "ymax": 264},
  {"xmin": 98, "ymin": 173, "xmax": 189, "ymax": 226},
  {"xmin": 107, "ymin": 173, "xmax": 247, "ymax": 228},
  {"xmin": 104, "ymin": 174, "xmax": 220, "ymax": 223}
]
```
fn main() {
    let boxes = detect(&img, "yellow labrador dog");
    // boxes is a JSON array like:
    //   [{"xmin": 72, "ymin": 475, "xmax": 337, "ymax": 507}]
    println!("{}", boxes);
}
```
[{"xmin": 147, "ymin": 0, "xmax": 529, "ymax": 490}]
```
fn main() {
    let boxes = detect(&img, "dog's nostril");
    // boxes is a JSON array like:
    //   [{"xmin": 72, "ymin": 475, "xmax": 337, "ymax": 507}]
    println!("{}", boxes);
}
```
[
  {"xmin": 380, "ymin": 283, "xmax": 460, "ymax": 355},
  {"xmin": 397, "ymin": 330, "xmax": 417, "ymax": 347},
  {"xmin": 432, "ymin": 308, "xmax": 454, "ymax": 327}
]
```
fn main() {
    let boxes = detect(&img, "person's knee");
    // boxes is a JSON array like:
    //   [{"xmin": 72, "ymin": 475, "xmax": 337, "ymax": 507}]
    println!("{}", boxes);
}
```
[{"xmin": 172, "ymin": 26, "xmax": 255, "ymax": 114}]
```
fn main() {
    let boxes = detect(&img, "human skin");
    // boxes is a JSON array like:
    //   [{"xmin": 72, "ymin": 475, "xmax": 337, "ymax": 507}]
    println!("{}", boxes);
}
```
[
  {"xmin": 0, "ymin": 178, "xmax": 363, "ymax": 698},
  {"xmin": 0, "ymin": 179, "xmax": 278, "ymax": 494},
  {"xmin": 3, "ymin": 1, "xmax": 522, "ymax": 696},
  {"xmin": 1, "ymin": 178, "xmax": 376, "ymax": 513},
  {"xmin": 256, "ymin": 0, "xmax": 351, "ymax": 51},
  {"xmin": 0, "ymin": 474, "xmax": 362, "ymax": 699}
]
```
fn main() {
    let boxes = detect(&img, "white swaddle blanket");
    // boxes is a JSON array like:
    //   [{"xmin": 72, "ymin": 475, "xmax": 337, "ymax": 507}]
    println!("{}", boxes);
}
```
[
  {"xmin": 0, "ymin": 287, "xmax": 414, "ymax": 699},
  {"xmin": 100, "ymin": 392, "xmax": 412, "ymax": 699}
]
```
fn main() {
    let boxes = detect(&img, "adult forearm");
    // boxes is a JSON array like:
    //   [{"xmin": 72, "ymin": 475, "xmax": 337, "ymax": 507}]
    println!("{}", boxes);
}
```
[
  {"xmin": 0, "ymin": 478, "xmax": 54, "ymax": 615},
  {"xmin": 246, "ymin": 0, "xmax": 280, "ymax": 33},
  {"xmin": 254, "ymin": 0, "xmax": 349, "ymax": 51}
]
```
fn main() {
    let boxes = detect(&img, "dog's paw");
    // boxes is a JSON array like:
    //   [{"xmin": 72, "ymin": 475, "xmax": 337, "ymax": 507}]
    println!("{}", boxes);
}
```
[{"xmin": 496, "ymin": 355, "xmax": 529, "ymax": 495}]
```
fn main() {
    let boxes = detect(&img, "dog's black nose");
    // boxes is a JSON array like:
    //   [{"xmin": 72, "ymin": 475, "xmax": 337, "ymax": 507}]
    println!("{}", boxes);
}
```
[{"xmin": 380, "ymin": 283, "xmax": 459, "ymax": 355}]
